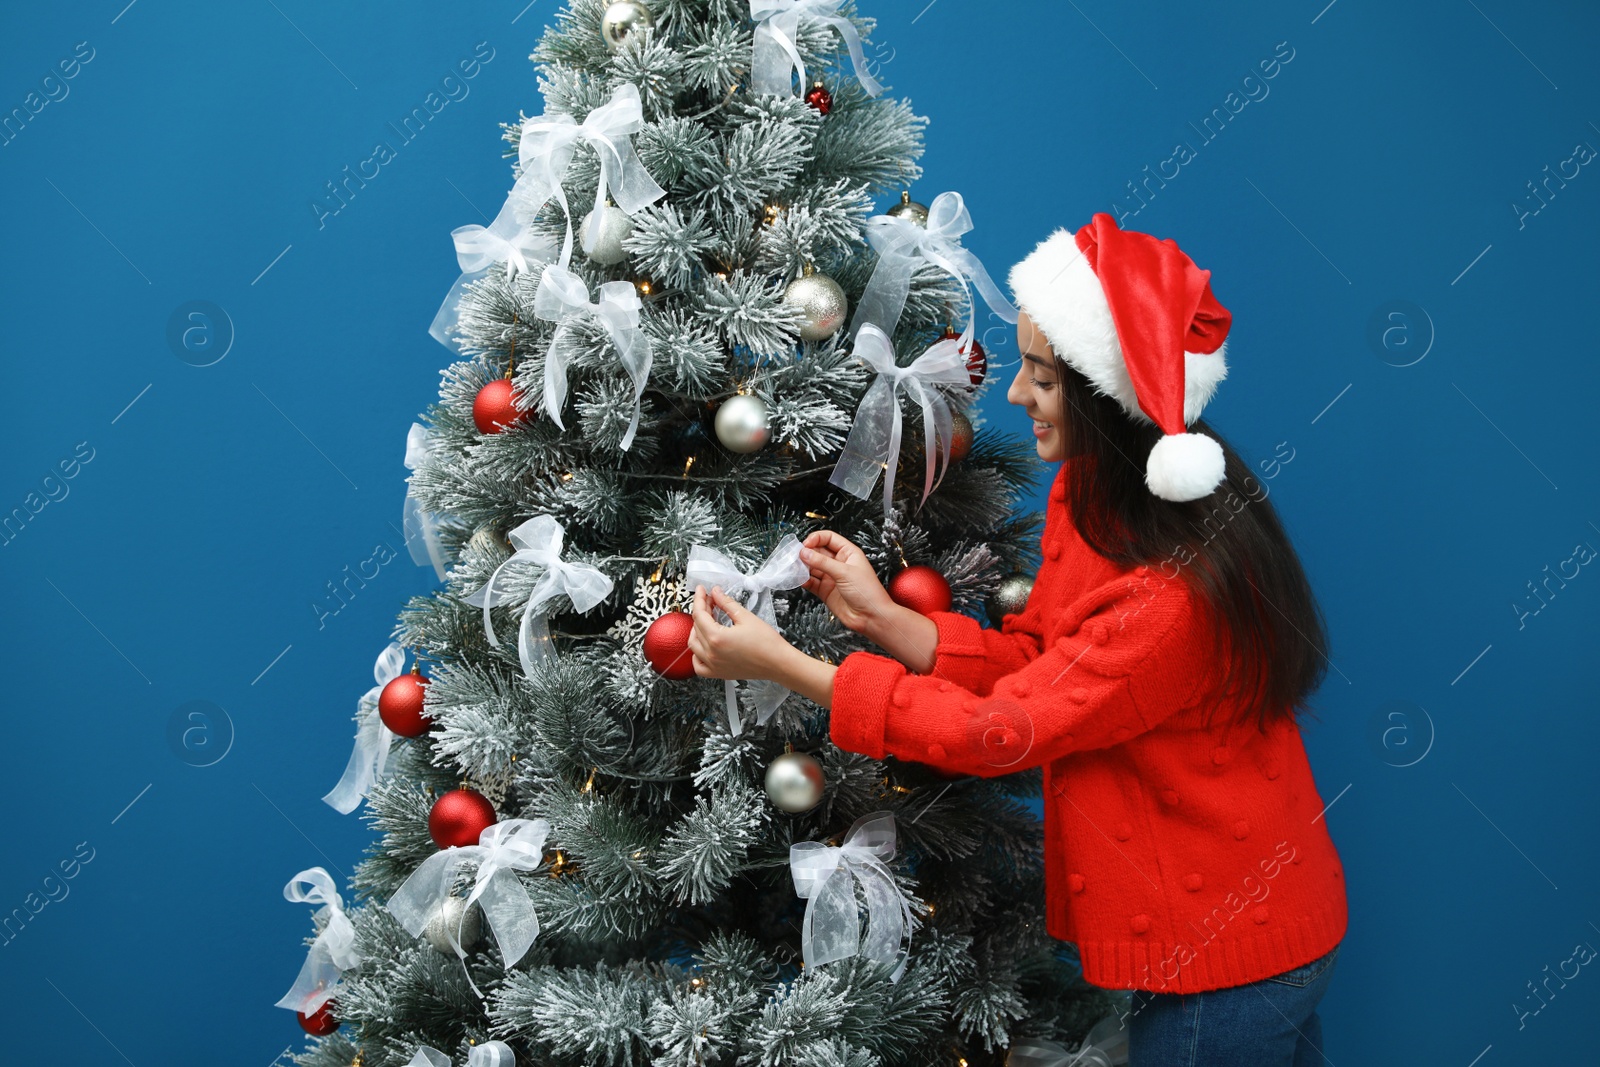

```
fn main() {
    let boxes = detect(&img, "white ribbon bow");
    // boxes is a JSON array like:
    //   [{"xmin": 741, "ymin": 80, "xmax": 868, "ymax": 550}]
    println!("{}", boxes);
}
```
[
  {"xmin": 1007, "ymin": 1015, "xmax": 1130, "ymax": 1067},
  {"xmin": 275, "ymin": 867, "xmax": 361, "ymax": 1014},
  {"xmin": 403, "ymin": 424, "xmax": 449, "ymax": 581},
  {"xmin": 847, "ymin": 191, "xmax": 1018, "ymax": 347},
  {"xmin": 407, "ymin": 1042, "xmax": 517, "ymax": 1067},
  {"xmin": 749, "ymin": 0, "xmax": 884, "ymax": 99},
  {"xmin": 790, "ymin": 811, "xmax": 914, "ymax": 982},
  {"xmin": 515, "ymin": 81, "xmax": 666, "ymax": 269},
  {"xmin": 829, "ymin": 323, "xmax": 973, "ymax": 521},
  {"xmin": 388, "ymin": 819, "xmax": 552, "ymax": 997},
  {"xmin": 428, "ymin": 193, "xmax": 558, "ymax": 356},
  {"xmin": 533, "ymin": 263, "xmax": 653, "ymax": 449},
  {"xmin": 683, "ymin": 536, "xmax": 811, "ymax": 736},
  {"xmin": 452, "ymin": 194, "xmax": 554, "ymax": 280},
  {"xmin": 463, "ymin": 515, "xmax": 613, "ymax": 678},
  {"xmin": 322, "ymin": 642, "xmax": 408, "ymax": 814}
]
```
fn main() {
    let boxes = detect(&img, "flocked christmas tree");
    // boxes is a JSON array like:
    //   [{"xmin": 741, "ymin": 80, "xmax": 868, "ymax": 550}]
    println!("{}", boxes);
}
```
[{"xmin": 278, "ymin": 0, "xmax": 1127, "ymax": 1064}]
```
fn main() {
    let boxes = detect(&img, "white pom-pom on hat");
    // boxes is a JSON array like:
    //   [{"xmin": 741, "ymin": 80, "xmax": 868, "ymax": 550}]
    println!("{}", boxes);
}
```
[{"xmin": 1146, "ymin": 431, "xmax": 1226, "ymax": 502}]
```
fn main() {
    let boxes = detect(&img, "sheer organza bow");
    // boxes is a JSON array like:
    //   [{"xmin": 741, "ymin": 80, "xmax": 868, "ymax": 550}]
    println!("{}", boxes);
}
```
[
  {"xmin": 683, "ymin": 536, "xmax": 810, "ymax": 736},
  {"xmin": 790, "ymin": 811, "xmax": 914, "ymax": 982},
  {"xmin": 464, "ymin": 515, "xmax": 613, "ymax": 679},
  {"xmin": 428, "ymin": 192, "xmax": 557, "ymax": 356},
  {"xmin": 406, "ymin": 1042, "xmax": 517, "ymax": 1067},
  {"xmin": 387, "ymin": 818, "xmax": 552, "ymax": 998},
  {"xmin": 828, "ymin": 323, "xmax": 973, "ymax": 521},
  {"xmin": 1005, "ymin": 1015, "xmax": 1130, "ymax": 1067},
  {"xmin": 322, "ymin": 642, "xmax": 407, "ymax": 814},
  {"xmin": 749, "ymin": 0, "xmax": 884, "ymax": 99},
  {"xmin": 515, "ymin": 82, "xmax": 666, "ymax": 268},
  {"xmin": 275, "ymin": 867, "xmax": 361, "ymax": 1014},
  {"xmin": 533, "ymin": 263, "xmax": 652, "ymax": 449},
  {"xmin": 847, "ymin": 191, "xmax": 1018, "ymax": 348},
  {"xmin": 403, "ymin": 423, "xmax": 449, "ymax": 580}
]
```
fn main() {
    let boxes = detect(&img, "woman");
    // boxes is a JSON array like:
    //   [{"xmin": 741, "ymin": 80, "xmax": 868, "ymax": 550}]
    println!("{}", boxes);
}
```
[{"xmin": 687, "ymin": 213, "xmax": 1348, "ymax": 1066}]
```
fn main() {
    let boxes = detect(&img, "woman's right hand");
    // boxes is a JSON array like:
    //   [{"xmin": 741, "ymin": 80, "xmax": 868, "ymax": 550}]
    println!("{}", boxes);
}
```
[{"xmin": 799, "ymin": 531, "xmax": 893, "ymax": 636}]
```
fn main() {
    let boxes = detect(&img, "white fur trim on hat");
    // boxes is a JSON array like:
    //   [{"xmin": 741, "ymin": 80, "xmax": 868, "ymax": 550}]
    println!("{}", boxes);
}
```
[
  {"xmin": 1146, "ymin": 432, "xmax": 1226, "ymax": 502},
  {"xmin": 1008, "ymin": 228, "xmax": 1228, "ymax": 426}
]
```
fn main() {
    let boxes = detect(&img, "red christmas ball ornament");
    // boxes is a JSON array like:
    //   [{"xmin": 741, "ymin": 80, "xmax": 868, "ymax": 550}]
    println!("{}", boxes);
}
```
[
  {"xmin": 428, "ymin": 788, "xmax": 497, "ymax": 849},
  {"xmin": 889, "ymin": 565, "xmax": 952, "ymax": 616},
  {"xmin": 643, "ymin": 611, "xmax": 696, "ymax": 680},
  {"xmin": 296, "ymin": 1001, "xmax": 339, "ymax": 1036},
  {"xmin": 378, "ymin": 666, "xmax": 434, "ymax": 738},
  {"xmin": 473, "ymin": 377, "xmax": 526, "ymax": 434},
  {"xmin": 939, "ymin": 326, "xmax": 987, "ymax": 386},
  {"xmin": 804, "ymin": 79, "xmax": 832, "ymax": 115}
]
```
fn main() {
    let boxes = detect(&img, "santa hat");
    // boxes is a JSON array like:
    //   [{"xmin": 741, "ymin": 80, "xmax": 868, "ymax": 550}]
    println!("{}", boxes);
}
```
[{"xmin": 1008, "ymin": 212, "xmax": 1233, "ymax": 502}]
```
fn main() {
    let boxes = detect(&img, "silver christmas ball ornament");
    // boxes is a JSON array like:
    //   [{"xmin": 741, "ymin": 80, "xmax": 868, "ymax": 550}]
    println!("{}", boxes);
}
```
[
  {"xmin": 466, "ymin": 525, "xmax": 512, "ymax": 567},
  {"xmin": 986, "ymin": 573, "xmax": 1035, "ymax": 626},
  {"xmin": 783, "ymin": 267, "xmax": 848, "ymax": 342},
  {"xmin": 885, "ymin": 190, "xmax": 929, "ymax": 226},
  {"xmin": 422, "ymin": 895, "xmax": 485, "ymax": 956},
  {"xmin": 714, "ymin": 394, "xmax": 770, "ymax": 454},
  {"xmin": 601, "ymin": 0, "xmax": 654, "ymax": 51},
  {"xmin": 765, "ymin": 749, "xmax": 825, "ymax": 813},
  {"xmin": 581, "ymin": 202, "xmax": 634, "ymax": 265}
]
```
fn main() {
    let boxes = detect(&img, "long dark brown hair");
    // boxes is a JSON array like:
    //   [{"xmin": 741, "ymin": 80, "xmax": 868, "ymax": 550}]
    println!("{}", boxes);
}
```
[{"xmin": 1049, "ymin": 354, "xmax": 1330, "ymax": 732}]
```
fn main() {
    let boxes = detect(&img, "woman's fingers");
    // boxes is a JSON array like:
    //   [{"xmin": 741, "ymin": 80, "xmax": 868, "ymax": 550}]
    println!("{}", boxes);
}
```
[
  {"xmin": 804, "ymin": 529, "xmax": 859, "ymax": 558},
  {"xmin": 800, "ymin": 546, "xmax": 851, "ymax": 581},
  {"xmin": 707, "ymin": 586, "xmax": 744, "ymax": 619}
]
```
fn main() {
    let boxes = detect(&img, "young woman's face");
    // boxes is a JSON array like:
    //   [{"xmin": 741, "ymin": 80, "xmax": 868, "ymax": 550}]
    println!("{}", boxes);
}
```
[{"xmin": 1006, "ymin": 310, "xmax": 1069, "ymax": 463}]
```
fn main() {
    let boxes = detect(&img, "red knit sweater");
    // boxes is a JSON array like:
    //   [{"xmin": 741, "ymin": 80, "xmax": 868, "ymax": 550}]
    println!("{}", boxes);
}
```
[{"xmin": 828, "ymin": 464, "xmax": 1347, "ymax": 994}]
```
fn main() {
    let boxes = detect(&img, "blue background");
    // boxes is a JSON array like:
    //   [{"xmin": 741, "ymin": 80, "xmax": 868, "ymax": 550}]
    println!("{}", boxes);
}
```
[{"xmin": 3, "ymin": 1, "xmax": 1596, "ymax": 1063}]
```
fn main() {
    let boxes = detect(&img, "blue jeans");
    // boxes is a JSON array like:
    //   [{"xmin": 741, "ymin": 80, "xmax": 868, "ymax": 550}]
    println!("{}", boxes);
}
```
[{"xmin": 1124, "ymin": 942, "xmax": 1340, "ymax": 1066}]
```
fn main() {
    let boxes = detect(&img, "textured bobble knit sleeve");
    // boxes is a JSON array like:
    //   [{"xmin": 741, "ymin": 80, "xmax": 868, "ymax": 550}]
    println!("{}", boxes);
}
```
[
  {"xmin": 830, "ymin": 573, "xmax": 1212, "ymax": 778},
  {"xmin": 919, "ymin": 609, "xmax": 1045, "ymax": 696}
]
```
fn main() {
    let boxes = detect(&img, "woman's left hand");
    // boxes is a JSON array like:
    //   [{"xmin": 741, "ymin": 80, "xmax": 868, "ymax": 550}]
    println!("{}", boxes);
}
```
[{"xmin": 688, "ymin": 585, "xmax": 793, "ymax": 681}]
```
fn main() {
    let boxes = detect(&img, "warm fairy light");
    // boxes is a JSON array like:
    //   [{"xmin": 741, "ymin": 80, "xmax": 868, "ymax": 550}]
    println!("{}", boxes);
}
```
[
  {"xmin": 683, "ymin": 455, "xmax": 696, "ymax": 476},
  {"xmin": 804, "ymin": 511, "xmax": 829, "ymax": 520},
  {"xmin": 636, "ymin": 279, "xmax": 653, "ymax": 294},
  {"xmin": 632, "ymin": 849, "xmax": 644, "ymax": 859},
  {"xmin": 715, "ymin": 270, "xmax": 729, "ymax": 280},
  {"xmin": 561, "ymin": 471, "xmax": 574, "ymax": 481},
  {"xmin": 582, "ymin": 767, "xmax": 597, "ymax": 793}
]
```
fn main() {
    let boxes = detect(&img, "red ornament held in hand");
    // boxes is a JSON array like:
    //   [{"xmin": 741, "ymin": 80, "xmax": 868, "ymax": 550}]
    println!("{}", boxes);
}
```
[
  {"xmin": 429, "ymin": 788, "xmax": 497, "ymax": 849},
  {"xmin": 378, "ymin": 663, "xmax": 434, "ymax": 738},
  {"xmin": 643, "ymin": 612, "xmax": 696, "ymax": 680},
  {"xmin": 297, "ymin": 1001, "xmax": 339, "ymax": 1036},
  {"xmin": 889, "ymin": 565, "xmax": 952, "ymax": 616}
]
